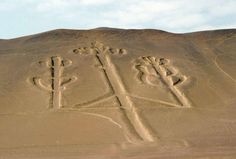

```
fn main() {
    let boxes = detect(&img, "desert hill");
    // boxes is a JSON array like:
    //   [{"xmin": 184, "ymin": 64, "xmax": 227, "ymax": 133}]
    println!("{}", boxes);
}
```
[{"xmin": 0, "ymin": 28, "xmax": 236, "ymax": 158}]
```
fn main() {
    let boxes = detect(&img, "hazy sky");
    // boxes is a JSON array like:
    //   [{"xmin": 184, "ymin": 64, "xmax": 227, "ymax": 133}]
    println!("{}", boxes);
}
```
[{"xmin": 0, "ymin": 0, "xmax": 236, "ymax": 39}]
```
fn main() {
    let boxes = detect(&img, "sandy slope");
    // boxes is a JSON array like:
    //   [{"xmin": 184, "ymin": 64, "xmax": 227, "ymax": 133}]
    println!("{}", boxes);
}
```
[{"xmin": 0, "ymin": 28, "xmax": 236, "ymax": 158}]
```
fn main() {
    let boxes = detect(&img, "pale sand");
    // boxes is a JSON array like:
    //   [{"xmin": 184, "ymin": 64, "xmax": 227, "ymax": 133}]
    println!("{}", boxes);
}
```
[{"xmin": 0, "ymin": 28, "xmax": 236, "ymax": 158}]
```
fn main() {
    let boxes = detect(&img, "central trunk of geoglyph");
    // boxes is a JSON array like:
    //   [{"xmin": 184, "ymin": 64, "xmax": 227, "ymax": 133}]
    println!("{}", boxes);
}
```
[
  {"xmin": 51, "ymin": 56, "xmax": 63, "ymax": 109},
  {"xmin": 94, "ymin": 46, "xmax": 157, "ymax": 143}
]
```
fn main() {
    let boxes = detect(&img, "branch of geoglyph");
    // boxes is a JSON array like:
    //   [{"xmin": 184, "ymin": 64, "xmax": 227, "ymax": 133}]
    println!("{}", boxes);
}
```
[
  {"xmin": 61, "ymin": 59, "xmax": 72, "ymax": 67},
  {"xmin": 60, "ymin": 76, "xmax": 77, "ymax": 90},
  {"xmin": 32, "ymin": 77, "xmax": 51, "ymax": 91}
]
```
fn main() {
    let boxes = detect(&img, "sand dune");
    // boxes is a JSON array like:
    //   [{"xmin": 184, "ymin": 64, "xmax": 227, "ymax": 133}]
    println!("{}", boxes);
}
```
[{"xmin": 0, "ymin": 28, "xmax": 236, "ymax": 158}]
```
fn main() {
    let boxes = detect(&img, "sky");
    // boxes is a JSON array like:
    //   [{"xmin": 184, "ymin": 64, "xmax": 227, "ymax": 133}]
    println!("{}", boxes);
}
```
[{"xmin": 0, "ymin": 0, "xmax": 236, "ymax": 39}]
